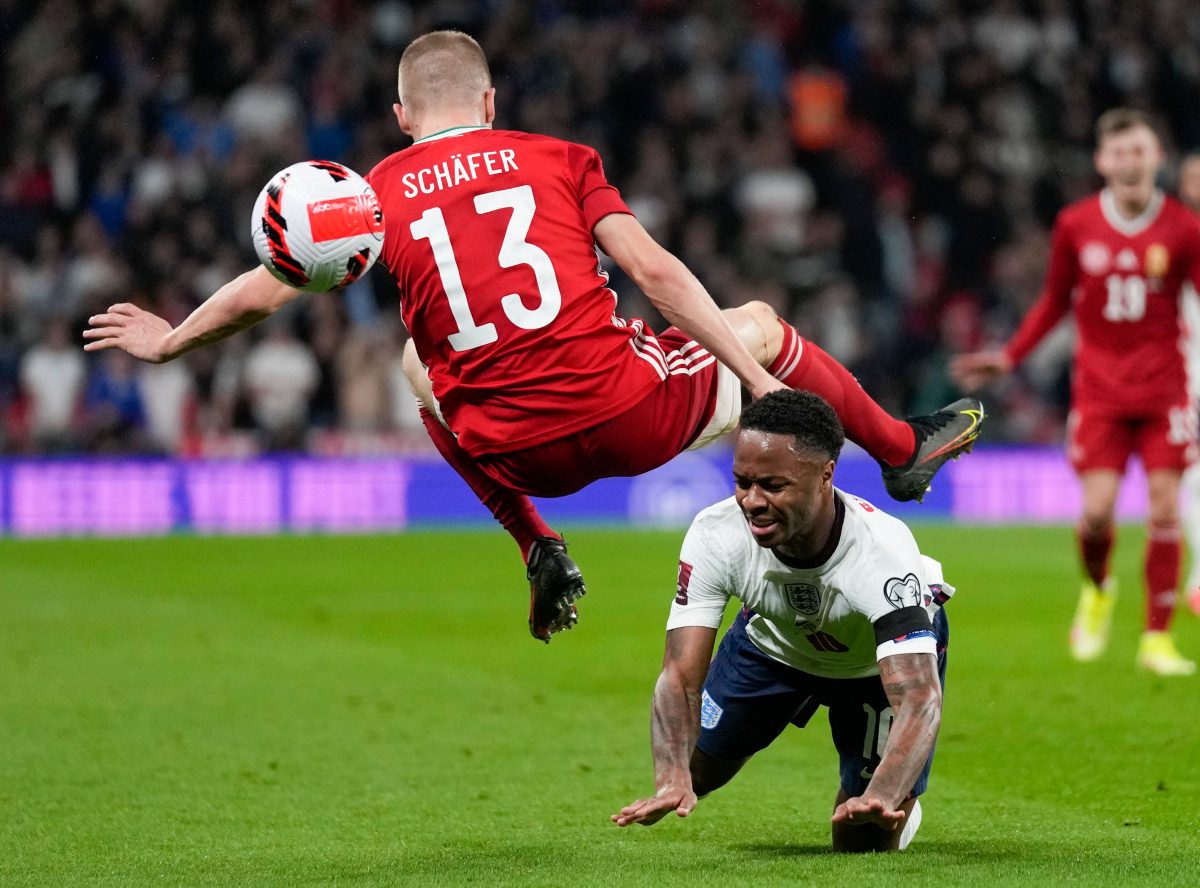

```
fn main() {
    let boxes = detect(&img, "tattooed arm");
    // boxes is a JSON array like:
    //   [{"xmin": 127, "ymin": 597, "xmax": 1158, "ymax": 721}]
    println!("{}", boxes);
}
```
[
  {"xmin": 831, "ymin": 652, "xmax": 942, "ymax": 830},
  {"xmin": 611, "ymin": 625, "xmax": 717, "ymax": 827}
]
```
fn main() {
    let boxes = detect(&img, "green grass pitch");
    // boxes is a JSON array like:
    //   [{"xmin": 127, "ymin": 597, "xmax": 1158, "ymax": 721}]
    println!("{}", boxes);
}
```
[{"xmin": 2, "ymin": 525, "xmax": 1199, "ymax": 886}]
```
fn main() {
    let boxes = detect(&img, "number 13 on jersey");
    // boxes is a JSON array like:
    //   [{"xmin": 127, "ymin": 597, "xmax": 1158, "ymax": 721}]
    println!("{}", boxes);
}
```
[{"xmin": 409, "ymin": 184, "xmax": 564, "ymax": 351}]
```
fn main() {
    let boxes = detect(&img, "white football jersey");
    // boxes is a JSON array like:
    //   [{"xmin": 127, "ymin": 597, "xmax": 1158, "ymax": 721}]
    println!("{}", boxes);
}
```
[{"xmin": 668, "ymin": 489, "xmax": 953, "ymax": 679}]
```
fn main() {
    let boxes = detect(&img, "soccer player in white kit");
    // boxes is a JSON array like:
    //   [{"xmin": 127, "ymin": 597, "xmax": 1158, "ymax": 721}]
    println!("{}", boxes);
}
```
[{"xmin": 612, "ymin": 391, "xmax": 951, "ymax": 852}]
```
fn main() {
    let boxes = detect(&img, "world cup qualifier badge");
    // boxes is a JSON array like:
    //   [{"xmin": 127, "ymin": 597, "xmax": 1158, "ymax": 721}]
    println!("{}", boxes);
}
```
[
  {"xmin": 785, "ymin": 583, "xmax": 821, "ymax": 616},
  {"xmin": 883, "ymin": 573, "xmax": 923, "ymax": 609}
]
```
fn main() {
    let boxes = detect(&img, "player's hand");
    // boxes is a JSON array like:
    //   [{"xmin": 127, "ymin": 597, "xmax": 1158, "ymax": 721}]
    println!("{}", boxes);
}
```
[
  {"xmin": 749, "ymin": 377, "xmax": 789, "ymax": 401},
  {"xmin": 949, "ymin": 349, "xmax": 1012, "ymax": 392},
  {"xmin": 831, "ymin": 795, "xmax": 906, "ymax": 830},
  {"xmin": 83, "ymin": 303, "xmax": 175, "ymax": 363},
  {"xmin": 611, "ymin": 784, "xmax": 698, "ymax": 827}
]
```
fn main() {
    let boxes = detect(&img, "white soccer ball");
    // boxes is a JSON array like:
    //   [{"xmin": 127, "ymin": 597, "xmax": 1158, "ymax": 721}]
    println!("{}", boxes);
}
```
[{"xmin": 251, "ymin": 160, "xmax": 385, "ymax": 292}]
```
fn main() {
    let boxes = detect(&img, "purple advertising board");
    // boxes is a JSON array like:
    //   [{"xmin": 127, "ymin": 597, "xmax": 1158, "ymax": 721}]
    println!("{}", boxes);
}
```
[{"xmin": 0, "ymin": 445, "xmax": 1153, "ymax": 538}]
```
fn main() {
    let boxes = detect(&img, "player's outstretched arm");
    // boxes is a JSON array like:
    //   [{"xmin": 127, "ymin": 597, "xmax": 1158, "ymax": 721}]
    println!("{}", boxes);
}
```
[
  {"xmin": 83, "ymin": 266, "xmax": 303, "ymax": 363},
  {"xmin": 612, "ymin": 625, "xmax": 716, "ymax": 827},
  {"xmin": 593, "ymin": 213, "xmax": 785, "ymax": 401},
  {"xmin": 832, "ymin": 652, "xmax": 941, "ymax": 829},
  {"xmin": 952, "ymin": 216, "xmax": 1076, "ymax": 393}
]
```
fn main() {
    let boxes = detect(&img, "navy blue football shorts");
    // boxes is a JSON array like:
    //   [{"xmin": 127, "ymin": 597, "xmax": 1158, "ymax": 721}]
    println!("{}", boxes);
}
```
[{"xmin": 695, "ymin": 607, "xmax": 949, "ymax": 798}]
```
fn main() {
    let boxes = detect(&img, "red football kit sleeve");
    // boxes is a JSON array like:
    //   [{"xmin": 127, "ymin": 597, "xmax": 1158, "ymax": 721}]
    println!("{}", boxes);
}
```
[
  {"xmin": 1005, "ymin": 191, "xmax": 1200, "ymax": 415},
  {"xmin": 1004, "ymin": 220, "xmax": 1076, "ymax": 366},
  {"xmin": 368, "ymin": 128, "xmax": 667, "ymax": 457}
]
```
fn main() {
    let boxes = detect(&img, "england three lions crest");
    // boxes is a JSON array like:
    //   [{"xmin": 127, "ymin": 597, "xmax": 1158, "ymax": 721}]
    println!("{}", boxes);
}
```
[{"xmin": 785, "ymin": 583, "xmax": 821, "ymax": 616}]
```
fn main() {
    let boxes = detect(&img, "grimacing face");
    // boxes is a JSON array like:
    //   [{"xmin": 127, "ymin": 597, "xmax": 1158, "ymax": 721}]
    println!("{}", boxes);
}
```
[
  {"xmin": 732, "ymin": 428, "xmax": 833, "ymax": 553},
  {"xmin": 1094, "ymin": 123, "xmax": 1163, "ymax": 209}
]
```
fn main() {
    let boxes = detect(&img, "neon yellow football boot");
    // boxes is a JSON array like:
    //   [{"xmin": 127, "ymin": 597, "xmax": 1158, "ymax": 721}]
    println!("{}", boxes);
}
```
[
  {"xmin": 1069, "ymin": 578, "xmax": 1117, "ymax": 662},
  {"xmin": 1136, "ymin": 631, "xmax": 1196, "ymax": 676}
]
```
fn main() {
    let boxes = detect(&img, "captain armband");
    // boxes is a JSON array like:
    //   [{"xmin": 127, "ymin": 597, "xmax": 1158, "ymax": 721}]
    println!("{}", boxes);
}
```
[{"xmin": 873, "ymin": 606, "xmax": 936, "ymax": 658}]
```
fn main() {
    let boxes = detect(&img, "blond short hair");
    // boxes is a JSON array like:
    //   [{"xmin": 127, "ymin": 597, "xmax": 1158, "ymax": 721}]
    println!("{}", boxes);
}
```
[{"xmin": 397, "ymin": 30, "xmax": 491, "ymax": 114}]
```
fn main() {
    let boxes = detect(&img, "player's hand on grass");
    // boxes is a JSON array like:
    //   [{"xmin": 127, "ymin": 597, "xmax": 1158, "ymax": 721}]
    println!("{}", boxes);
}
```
[
  {"xmin": 611, "ymin": 784, "xmax": 697, "ymax": 827},
  {"xmin": 949, "ymin": 349, "xmax": 1012, "ymax": 392},
  {"xmin": 831, "ymin": 795, "xmax": 906, "ymax": 830},
  {"xmin": 83, "ymin": 303, "xmax": 174, "ymax": 363}
]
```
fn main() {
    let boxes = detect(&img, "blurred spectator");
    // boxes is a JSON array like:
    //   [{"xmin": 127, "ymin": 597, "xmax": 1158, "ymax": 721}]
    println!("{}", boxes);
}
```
[
  {"xmin": 138, "ymin": 361, "xmax": 194, "ymax": 453},
  {"xmin": 338, "ymin": 327, "xmax": 391, "ymax": 432},
  {"xmin": 876, "ymin": 176, "xmax": 917, "ymax": 307},
  {"xmin": 19, "ymin": 317, "xmax": 85, "ymax": 452},
  {"xmin": 736, "ymin": 123, "xmax": 816, "ymax": 256},
  {"xmin": 85, "ymin": 349, "xmax": 146, "ymax": 452},
  {"xmin": 223, "ymin": 54, "xmax": 305, "ymax": 152},
  {"xmin": 1179, "ymin": 153, "xmax": 1200, "ymax": 210},
  {"xmin": 306, "ymin": 295, "xmax": 344, "ymax": 429},
  {"xmin": 809, "ymin": 278, "xmax": 867, "ymax": 369},
  {"xmin": 8, "ymin": 227, "xmax": 68, "ymax": 334},
  {"xmin": 188, "ymin": 340, "xmax": 245, "ymax": 442},
  {"xmin": 787, "ymin": 65, "xmax": 847, "ymax": 152},
  {"xmin": 1, "ymin": 0, "xmax": 1199, "ymax": 455},
  {"xmin": 0, "ymin": 252, "xmax": 23, "ymax": 441},
  {"xmin": 242, "ymin": 320, "xmax": 319, "ymax": 450},
  {"xmin": 63, "ymin": 214, "xmax": 126, "ymax": 322}
]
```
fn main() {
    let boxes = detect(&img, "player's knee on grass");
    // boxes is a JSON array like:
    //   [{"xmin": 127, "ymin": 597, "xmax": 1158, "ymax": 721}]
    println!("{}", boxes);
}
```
[
  {"xmin": 832, "ymin": 818, "xmax": 904, "ymax": 853},
  {"xmin": 830, "ymin": 792, "xmax": 918, "ymax": 853},
  {"xmin": 723, "ymin": 300, "xmax": 782, "ymax": 367},
  {"xmin": 689, "ymin": 747, "xmax": 747, "ymax": 798}
]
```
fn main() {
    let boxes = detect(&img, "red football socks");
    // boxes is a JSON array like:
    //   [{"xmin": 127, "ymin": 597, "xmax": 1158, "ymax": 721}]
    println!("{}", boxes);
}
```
[
  {"xmin": 1077, "ymin": 524, "xmax": 1113, "ymax": 588},
  {"xmin": 419, "ymin": 406, "xmax": 559, "ymax": 562},
  {"xmin": 1145, "ymin": 523, "xmax": 1181, "ymax": 632},
  {"xmin": 767, "ymin": 320, "xmax": 915, "ymax": 467}
]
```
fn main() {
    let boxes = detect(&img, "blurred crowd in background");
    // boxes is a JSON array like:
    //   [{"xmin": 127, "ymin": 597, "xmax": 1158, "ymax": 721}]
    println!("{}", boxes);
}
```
[{"xmin": 3, "ymin": 0, "xmax": 1200, "ymax": 456}]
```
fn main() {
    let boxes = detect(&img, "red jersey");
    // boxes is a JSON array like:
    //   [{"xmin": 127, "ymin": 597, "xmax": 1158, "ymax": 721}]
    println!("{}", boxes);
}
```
[
  {"xmin": 1005, "ymin": 190, "xmax": 1200, "ymax": 413},
  {"xmin": 369, "ymin": 127, "xmax": 667, "ymax": 456}
]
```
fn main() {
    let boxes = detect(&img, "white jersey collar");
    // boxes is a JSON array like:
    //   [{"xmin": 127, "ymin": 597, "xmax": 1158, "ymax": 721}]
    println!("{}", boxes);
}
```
[{"xmin": 1100, "ymin": 187, "xmax": 1164, "ymax": 237}]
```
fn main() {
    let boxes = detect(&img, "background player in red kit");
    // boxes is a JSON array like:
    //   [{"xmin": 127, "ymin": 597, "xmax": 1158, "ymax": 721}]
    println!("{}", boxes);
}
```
[
  {"xmin": 954, "ymin": 109, "xmax": 1199, "ymax": 675},
  {"xmin": 83, "ymin": 31, "xmax": 983, "ymax": 643}
]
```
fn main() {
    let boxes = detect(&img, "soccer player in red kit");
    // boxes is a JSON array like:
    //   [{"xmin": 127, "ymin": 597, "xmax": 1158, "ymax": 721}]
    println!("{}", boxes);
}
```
[
  {"xmin": 954, "ymin": 109, "xmax": 1199, "ymax": 675},
  {"xmin": 84, "ymin": 31, "xmax": 984, "ymax": 643}
]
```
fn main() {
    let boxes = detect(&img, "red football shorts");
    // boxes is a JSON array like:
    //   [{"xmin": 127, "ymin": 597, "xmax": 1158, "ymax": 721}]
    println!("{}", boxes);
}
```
[
  {"xmin": 472, "ymin": 328, "xmax": 741, "ymax": 497},
  {"xmin": 1066, "ymin": 401, "xmax": 1198, "ymax": 474}
]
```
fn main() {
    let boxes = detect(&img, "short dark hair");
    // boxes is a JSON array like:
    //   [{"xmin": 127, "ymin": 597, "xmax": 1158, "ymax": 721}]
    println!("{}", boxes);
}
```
[
  {"xmin": 739, "ymin": 390, "xmax": 844, "ymax": 463},
  {"xmin": 1095, "ymin": 108, "xmax": 1159, "ymax": 145}
]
